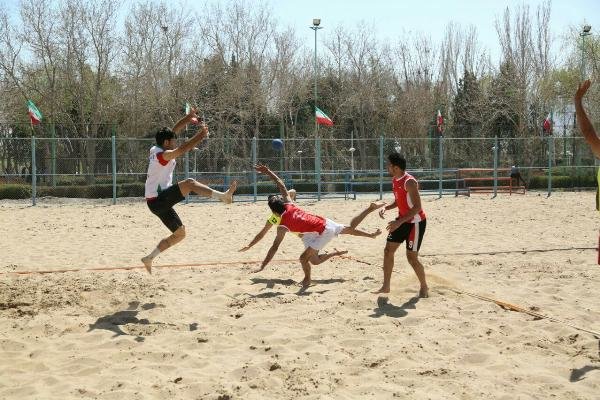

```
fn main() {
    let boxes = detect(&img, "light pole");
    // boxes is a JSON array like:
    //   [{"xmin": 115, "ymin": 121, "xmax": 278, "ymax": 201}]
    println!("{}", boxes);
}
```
[
  {"xmin": 310, "ymin": 19, "xmax": 323, "ymax": 137},
  {"xmin": 580, "ymin": 25, "xmax": 592, "ymax": 79},
  {"xmin": 310, "ymin": 18, "xmax": 323, "ymax": 199}
]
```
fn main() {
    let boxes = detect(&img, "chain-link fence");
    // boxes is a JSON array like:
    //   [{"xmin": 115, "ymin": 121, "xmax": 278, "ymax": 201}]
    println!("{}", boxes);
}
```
[{"xmin": 0, "ymin": 133, "xmax": 596, "ymax": 205}]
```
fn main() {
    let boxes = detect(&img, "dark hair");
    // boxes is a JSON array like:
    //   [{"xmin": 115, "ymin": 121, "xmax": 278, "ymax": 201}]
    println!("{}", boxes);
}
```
[
  {"xmin": 388, "ymin": 152, "xmax": 406, "ymax": 170},
  {"xmin": 155, "ymin": 127, "xmax": 175, "ymax": 147},
  {"xmin": 268, "ymin": 195, "xmax": 285, "ymax": 215}
]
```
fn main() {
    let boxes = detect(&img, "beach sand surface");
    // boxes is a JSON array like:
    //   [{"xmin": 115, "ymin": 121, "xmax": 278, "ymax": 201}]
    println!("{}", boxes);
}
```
[{"xmin": 1, "ymin": 192, "xmax": 599, "ymax": 399}]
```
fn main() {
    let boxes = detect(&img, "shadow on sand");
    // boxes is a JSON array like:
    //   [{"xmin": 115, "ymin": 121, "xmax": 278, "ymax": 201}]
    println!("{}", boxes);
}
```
[{"xmin": 369, "ymin": 296, "xmax": 420, "ymax": 318}]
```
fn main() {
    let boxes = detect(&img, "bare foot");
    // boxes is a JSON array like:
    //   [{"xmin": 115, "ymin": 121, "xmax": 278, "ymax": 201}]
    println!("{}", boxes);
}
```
[
  {"xmin": 419, "ymin": 287, "xmax": 429, "ymax": 298},
  {"xmin": 370, "ymin": 228, "xmax": 382, "ymax": 238},
  {"xmin": 223, "ymin": 180, "xmax": 238, "ymax": 204},
  {"xmin": 331, "ymin": 250, "xmax": 349, "ymax": 257},
  {"xmin": 372, "ymin": 286, "xmax": 390, "ymax": 294},
  {"xmin": 141, "ymin": 256, "xmax": 152, "ymax": 274},
  {"xmin": 300, "ymin": 278, "xmax": 312, "ymax": 289}
]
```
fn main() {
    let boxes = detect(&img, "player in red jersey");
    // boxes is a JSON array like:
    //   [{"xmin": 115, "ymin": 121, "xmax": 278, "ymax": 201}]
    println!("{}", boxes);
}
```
[
  {"xmin": 375, "ymin": 152, "xmax": 428, "ymax": 298},
  {"xmin": 253, "ymin": 163, "xmax": 383, "ymax": 288}
]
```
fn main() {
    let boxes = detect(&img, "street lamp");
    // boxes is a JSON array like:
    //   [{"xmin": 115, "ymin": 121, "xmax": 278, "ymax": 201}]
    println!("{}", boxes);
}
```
[
  {"xmin": 310, "ymin": 18, "xmax": 323, "ymax": 199},
  {"xmin": 580, "ymin": 24, "xmax": 592, "ymax": 79},
  {"xmin": 310, "ymin": 19, "xmax": 323, "ymax": 134}
]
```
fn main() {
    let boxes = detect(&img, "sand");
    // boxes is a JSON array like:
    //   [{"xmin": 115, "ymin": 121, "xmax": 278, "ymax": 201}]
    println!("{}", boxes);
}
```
[{"xmin": 1, "ymin": 192, "xmax": 599, "ymax": 399}]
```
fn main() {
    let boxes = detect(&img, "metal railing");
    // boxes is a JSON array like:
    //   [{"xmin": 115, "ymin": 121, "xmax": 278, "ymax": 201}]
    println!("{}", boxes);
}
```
[{"xmin": 0, "ymin": 135, "xmax": 596, "ymax": 205}]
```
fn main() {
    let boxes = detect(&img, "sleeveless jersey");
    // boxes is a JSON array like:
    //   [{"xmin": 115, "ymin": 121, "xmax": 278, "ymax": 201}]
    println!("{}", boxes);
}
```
[
  {"xmin": 392, "ymin": 172, "xmax": 426, "ymax": 223},
  {"xmin": 144, "ymin": 146, "xmax": 176, "ymax": 199},
  {"xmin": 279, "ymin": 203, "xmax": 326, "ymax": 234}
]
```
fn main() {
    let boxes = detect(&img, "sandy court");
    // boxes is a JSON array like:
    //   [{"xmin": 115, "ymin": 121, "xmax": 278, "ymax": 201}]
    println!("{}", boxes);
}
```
[{"xmin": 1, "ymin": 192, "xmax": 599, "ymax": 399}]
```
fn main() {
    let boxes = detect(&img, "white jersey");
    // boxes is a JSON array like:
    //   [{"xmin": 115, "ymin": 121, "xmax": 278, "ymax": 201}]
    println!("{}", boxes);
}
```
[{"xmin": 144, "ymin": 146, "xmax": 176, "ymax": 199}]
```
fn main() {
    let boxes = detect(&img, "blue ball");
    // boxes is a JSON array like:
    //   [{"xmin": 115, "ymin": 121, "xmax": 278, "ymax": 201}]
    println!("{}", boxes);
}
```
[{"xmin": 272, "ymin": 139, "xmax": 284, "ymax": 151}]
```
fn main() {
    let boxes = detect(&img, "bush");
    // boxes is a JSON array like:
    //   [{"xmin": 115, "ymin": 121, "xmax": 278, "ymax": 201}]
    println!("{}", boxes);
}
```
[{"xmin": 0, "ymin": 184, "xmax": 31, "ymax": 199}]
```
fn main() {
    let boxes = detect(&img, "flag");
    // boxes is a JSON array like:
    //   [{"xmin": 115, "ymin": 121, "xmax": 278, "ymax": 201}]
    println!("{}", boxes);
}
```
[
  {"xmin": 315, "ymin": 107, "xmax": 333, "ymax": 126},
  {"xmin": 436, "ymin": 109, "xmax": 444, "ymax": 134},
  {"xmin": 27, "ymin": 100, "xmax": 42, "ymax": 125},
  {"xmin": 542, "ymin": 113, "xmax": 552, "ymax": 134}
]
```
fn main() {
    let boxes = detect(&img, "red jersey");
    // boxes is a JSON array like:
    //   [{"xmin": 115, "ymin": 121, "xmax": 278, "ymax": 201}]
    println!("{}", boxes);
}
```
[
  {"xmin": 392, "ymin": 173, "xmax": 426, "ymax": 223},
  {"xmin": 279, "ymin": 203, "xmax": 326, "ymax": 234}
]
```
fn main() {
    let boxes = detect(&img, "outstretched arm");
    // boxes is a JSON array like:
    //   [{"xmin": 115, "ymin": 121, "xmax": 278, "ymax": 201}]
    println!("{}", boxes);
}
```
[
  {"xmin": 252, "ymin": 226, "xmax": 287, "ymax": 273},
  {"xmin": 255, "ymin": 163, "xmax": 291, "ymax": 202},
  {"xmin": 378, "ymin": 199, "xmax": 398, "ymax": 219},
  {"xmin": 240, "ymin": 222, "xmax": 273, "ymax": 252},
  {"xmin": 163, "ymin": 107, "xmax": 208, "ymax": 161},
  {"xmin": 574, "ymin": 80, "xmax": 600, "ymax": 158}
]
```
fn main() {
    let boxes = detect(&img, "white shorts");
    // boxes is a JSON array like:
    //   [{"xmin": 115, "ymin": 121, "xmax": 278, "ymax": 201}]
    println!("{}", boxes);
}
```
[{"xmin": 302, "ymin": 219, "xmax": 346, "ymax": 251}]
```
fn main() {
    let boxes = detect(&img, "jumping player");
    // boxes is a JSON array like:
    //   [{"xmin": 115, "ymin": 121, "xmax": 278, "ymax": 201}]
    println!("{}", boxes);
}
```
[
  {"xmin": 141, "ymin": 108, "xmax": 237, "ymax": 273},
  {"xmin": 375, "ymin": 152, "xmax": 428, "ymax": 298},
  {"xmin": 252, "ymin": 163, "xmax": 383, "ymax": 288}
]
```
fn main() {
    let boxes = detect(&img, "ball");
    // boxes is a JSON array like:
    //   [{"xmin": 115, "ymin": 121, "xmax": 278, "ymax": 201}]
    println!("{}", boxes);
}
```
[{"xmin": 272, "ymin": 139, "xmax": 284, "ymax": 151}]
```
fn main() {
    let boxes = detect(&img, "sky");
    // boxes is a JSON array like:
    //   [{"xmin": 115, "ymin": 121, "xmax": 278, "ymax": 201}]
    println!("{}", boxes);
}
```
[
  {"xmin": 266, "ymin": 0, "xmax": 599, "ymax": 62},
  {"xmin": 3, "ymin": 0, "xmax": 599, "ymax": 62}
]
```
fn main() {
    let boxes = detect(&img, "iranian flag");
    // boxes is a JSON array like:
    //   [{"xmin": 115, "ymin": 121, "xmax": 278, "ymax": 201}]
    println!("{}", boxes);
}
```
[
  {"xmin": 542, "ymin": 113, "xmax": 552, "ymax": 134},
  {"xmin": 436, "ymin": 109, "xmax": 444, "ymax": 134},
  {"xmin": 315, "ymin": 107, "xmax": 333, "ymax": 126},
  {"xmin": 27, "ymin": 100, "xmax": 42, "ymax": 125}
]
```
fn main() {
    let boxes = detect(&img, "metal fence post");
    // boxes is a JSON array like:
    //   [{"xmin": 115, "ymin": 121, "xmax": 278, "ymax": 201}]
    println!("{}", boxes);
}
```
[
  {"xmin": 316, "ymin": 136, "xmax": 321, "ymax": 200},
  {"xmin": 493, "ymin": 135, "xmax": 498, "ymax": 198},
  {"xmin": 252, "ymin": 136, "xmax": 257, "ymax": 202},
  {"xmin": 51, "ymin": 123, "xmax": 56, "ymax": 187},
  {"xmin": 379, "ymin": 136, "xmax": 384, "ymax": 200},
  {"xmin": 438, "ymin": 135, "xmax": 443, "ymax": 198},
  {"xmin": 31, "ymin": 135, "xmax": 36, "ymax": 206},
  {"xmin": 184, "ymin": 149, "xmax": 190, "ymax": 204},
  {"xmin": 547, "ymin": 134, "xmax": 553, "ymax": 197},
  {"xmin": 111, "ymin": 132, "xmax": 117, "ymax": 205}
]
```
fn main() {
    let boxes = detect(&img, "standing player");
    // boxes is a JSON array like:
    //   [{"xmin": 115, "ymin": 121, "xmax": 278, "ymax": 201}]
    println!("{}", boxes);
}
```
[
  {"xmin": 252, "ymin": 163, "xmax": 383, "ymax": 288},
  {"xmin": 141, "ymin": 108, "xmax": 237, "ymax": 273},
  {"xmin": 375, "ymin": 152, "xmax": 428, "ymax": 298}
]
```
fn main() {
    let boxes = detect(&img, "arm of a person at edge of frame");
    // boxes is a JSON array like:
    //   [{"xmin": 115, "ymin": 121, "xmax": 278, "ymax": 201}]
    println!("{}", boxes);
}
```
[
  {"xmin": 255, "ymin": 164, "xmax": 292, "ymax": 202},
  {"xmin": 574, "ymin": 80, "xmax": 600, "ymax": 158},
  {"xmin": 252, "ymin": 226, "xmax": 286, "ymax": 273},
  {"xmin": 240, "ymin": 222, "xmax": 272, "ymax": 252}
]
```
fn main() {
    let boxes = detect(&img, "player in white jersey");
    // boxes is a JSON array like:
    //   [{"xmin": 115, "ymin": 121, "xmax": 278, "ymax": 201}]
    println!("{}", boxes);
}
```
[{"xmin": 142, "ymin": 107, "xmax": 237, "ymax": 273}]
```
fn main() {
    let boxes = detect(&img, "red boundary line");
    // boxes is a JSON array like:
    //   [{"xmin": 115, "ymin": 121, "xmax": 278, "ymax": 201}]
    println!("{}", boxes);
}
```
[{"xmin": 0, "ymin": 255, "xmax": 375, "ymax": 276}]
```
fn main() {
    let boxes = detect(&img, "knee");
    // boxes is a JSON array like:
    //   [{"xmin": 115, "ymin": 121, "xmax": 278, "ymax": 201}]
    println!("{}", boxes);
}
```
[
  {"xmin": 406, "ymin": 252, "xmax": 419, "ymax": 265},
  {"xmin": 173, "ymin": 226, "xmax": 186, "ymax": 240},
  {"xmin": 183, "ymin": 178, "xmax": 195, "ymax": 186}
]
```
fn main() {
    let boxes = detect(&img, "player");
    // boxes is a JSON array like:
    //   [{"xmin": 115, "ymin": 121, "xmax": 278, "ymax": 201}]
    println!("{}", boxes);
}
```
[{"xmin": 141, "ymin": 108, "xmax": 237, "ymax": 273}]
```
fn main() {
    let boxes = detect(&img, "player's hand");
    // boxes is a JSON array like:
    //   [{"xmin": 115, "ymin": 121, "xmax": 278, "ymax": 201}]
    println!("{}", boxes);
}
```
[
  {"xmin": 239, "ymin": 245, "xmax": 250, "ymax": 252},
  {"xmin": 198, "ymin": 122, "xmax": 209, "ymax": 139},
  {"xmin": 379, "ymin": 208, "xmax": 386, "ymax": 219},
  {"xmin": 575, "ymin": 80, "xmax": 591, "ymax": 102},
  {"xmin": 186, "ymin": 106, "xmax": 199, "ymax": 123},
  {"xmin": 386, "ymin": 220, "xmax": 401, "ymax": 233}
]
